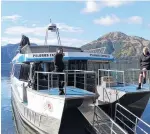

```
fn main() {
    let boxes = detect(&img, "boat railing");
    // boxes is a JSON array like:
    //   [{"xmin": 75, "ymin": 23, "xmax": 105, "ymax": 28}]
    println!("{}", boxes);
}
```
[
  {"xmin": 98, "ymin": 69, "xmax": 150, "ymax": 90},
  {"xmin": 115, "ymin": 103, "xmax": 150, "ymax": 134},
  {"xmin": 93, "ymin": 105, "xmax": 127, "ymax": 134},
  {"xmin": 98, "ymin": 69, "xmax": 125, "ymax": 87},
  {"xmin": 34, "ymin": 70, "xmax": 97, "ymax": 95},
  {"xmin": 125, "ymin": 69, "xmax": 150, "ymax": 86}
]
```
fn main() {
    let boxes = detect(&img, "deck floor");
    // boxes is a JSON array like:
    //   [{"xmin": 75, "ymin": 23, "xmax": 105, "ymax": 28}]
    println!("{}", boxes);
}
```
[
  {"xmin": 39, "ymin": 86, "xmax": 95, "ymax": 97},
  {"xmin": 110, "ymin": 83, "xmax": 149, "ymax": 92}
]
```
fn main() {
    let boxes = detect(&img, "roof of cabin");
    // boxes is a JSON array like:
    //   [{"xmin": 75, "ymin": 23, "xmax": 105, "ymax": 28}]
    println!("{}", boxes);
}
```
[
  {"xmin": 21, "ymin": 45, "xmax": 82, "ymax": 54},
  {"xmin": 12, "ymin": 45, "xmax": 114, "ymax": 63}
]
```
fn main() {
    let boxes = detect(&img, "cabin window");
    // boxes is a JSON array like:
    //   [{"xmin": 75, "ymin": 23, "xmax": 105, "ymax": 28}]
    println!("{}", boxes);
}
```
[
  {"xmin": 20, "ymin": 64, "xmax": 30, "ymax": 81},
  {"xmin": 68, "ymin": 60, "xmax": 87, "ymax": 70},
  {"xmin": 14, "ymin": 64, "xmax": 21, "ymax": 79},
  {"xmin": 103, "ymin": 63, "xmax": 109, "ymax": 69},
  {"xmin": 87, "ymin": 61, "xmax": 110, "ymax": 72}
]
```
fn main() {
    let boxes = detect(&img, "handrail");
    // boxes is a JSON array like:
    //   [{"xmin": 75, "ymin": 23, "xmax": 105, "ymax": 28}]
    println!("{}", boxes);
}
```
[
  {"xmin": 116, "ymin": 103, "xmax": 150, "ymax": 127},
  {"xmin": 125, "ymin": 69, "xmax": 150, "ymax": 88},
  {"xmin": 35, "ymin": 71, "xmax": 66, "ymax": 74},
  {"xmin": 35, "ymin": 71, "xmax": 67, "ymax": 93},
  {"xmin": 93, "ymin": 105, "xmax": 127, "ymax": 134},
  {"xmin": 103, "ymin": 87, "xmax": 110, "ymax": 102},
  {"xmin": 115, "ymin": 103, "xmax": 150, "ymax": 134},
  {"xmin": 98, "ymin": 69, "xmax": 125, "ymax": 73},
  {"xmin": 98, "ymin": 69, "xmax": 125, "ymax": 86},
  {"xmin": 34, "ymin": 70, "xmax": 96, "ymax": 95},
  {"xmin": 64, "ymin": 70, "xmax": 95, "ymax": 73}
]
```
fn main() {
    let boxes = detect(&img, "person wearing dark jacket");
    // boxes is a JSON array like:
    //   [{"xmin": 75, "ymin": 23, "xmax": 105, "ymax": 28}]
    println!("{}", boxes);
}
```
[
  {"xmin": 19, "ymin": 35, "xmax": 30, "ymax": 52},
  {"xmin": 137, "ymin": 47, "xmax": 150, "ymax": 89},
  {"xmin": 54, "ymin": 48, "xmax": 65, "ymax": 95}
]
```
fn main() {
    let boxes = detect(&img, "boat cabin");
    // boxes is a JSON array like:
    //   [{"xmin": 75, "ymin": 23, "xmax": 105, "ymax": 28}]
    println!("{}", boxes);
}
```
[{"xmin": 11, "ymin": 45, "xmax": 114, "ymax": 93}]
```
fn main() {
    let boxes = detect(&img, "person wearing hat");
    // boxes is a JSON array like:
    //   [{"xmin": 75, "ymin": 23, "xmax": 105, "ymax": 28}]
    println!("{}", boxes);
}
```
[
  {"xmin": 137, "ymin": 47, "xmax": 150, "ymax": 89},
  {"xmin": 54, "ymin": 47, "xmax": 65, "ymax": 95}
]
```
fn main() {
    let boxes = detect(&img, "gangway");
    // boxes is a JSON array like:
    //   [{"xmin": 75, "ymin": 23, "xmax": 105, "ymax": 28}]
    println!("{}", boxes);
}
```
[{"xmin": 93, "ymin": 105, "xmax": 127, "ymax": 134}]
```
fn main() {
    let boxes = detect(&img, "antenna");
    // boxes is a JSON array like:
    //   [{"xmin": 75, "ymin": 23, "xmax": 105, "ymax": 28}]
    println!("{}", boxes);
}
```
[{"xmin": 44, "ymin": 19, "xmax": 62, "ymax": 46}]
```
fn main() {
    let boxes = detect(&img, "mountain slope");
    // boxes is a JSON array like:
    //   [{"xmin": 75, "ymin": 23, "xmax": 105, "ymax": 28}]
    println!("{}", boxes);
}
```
[
  {"xmin": 81, "ymin": 32, "xmax": 150, "ymax": 57},
  {"xmin": 1, "ymin": 43, "xmax": 37, "ymax": 63}
]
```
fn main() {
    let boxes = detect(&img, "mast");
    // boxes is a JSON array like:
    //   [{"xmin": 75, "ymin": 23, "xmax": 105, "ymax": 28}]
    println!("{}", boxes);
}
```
[{"xmin": 44, "ymin": 19, "xmax": 61, "ymax": 46}]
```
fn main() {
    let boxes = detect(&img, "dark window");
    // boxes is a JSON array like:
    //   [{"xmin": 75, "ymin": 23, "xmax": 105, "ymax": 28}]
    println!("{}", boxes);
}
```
[
  {"xmin": 14, "ymin": 64, "xmax": 21, "ymax": 79},
  {"xmin": 68, "ymin": 60, "xmax": 87, "ymax": 70},
  {"xmin": 20, "ymin": 64, "xmax": 30, "ymax": 81}
]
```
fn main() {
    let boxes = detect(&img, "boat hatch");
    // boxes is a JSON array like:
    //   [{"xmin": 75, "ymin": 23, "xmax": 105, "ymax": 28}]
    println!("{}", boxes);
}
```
[{"xmin": 30, "ymin": 70, "xmax": 98, "ymax": 99}]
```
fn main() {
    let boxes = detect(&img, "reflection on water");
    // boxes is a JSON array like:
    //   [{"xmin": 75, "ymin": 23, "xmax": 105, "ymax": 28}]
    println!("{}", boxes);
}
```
[
  {"xmin": 1, "ymin": 77, "xmax": 15, "ymax": 134},
  {"xmin": 1, "ymin": 63, "xmax": 150, "ymax": 134},
  {"xmin": 1, "ymin": 77, "xmax": 39, "ymax": 134}
]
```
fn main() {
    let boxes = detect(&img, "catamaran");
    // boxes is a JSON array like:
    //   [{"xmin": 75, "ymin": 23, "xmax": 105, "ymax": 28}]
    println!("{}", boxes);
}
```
[{"xmin": 11, "ymin": 21, "xmax": 150, "ymax": 134}]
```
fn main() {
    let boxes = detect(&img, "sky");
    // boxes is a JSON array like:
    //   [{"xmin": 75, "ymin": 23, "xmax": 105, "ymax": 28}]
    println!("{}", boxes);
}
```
[{"xmin": 1, "ymin": 1, "xmax": 150, "ymax": 47}]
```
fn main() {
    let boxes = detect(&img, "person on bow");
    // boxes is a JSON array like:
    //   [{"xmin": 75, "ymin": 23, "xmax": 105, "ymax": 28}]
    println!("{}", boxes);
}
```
[
  {"xmin": 19, "ymin": 34, "xmax": 31, "ymax": 53},
  {"xmin": 137, "ymin": 47, "xmax": 150, "ymax": 89},
  {"xmin": 54, "ymin": 47, "xmax": 65, "ymax": 95}
]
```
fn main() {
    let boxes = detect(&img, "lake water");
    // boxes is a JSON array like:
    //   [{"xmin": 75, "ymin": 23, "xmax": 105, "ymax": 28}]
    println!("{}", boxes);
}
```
[{"xmin": 1, "ymin": 63, "xmax": 150, "ymax": 134}]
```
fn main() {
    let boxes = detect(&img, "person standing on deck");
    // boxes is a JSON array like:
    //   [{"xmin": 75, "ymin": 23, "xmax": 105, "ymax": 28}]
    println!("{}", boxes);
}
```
[
  {"xmin": 137, "ymin": 47, "xmax": 150, "ymax": 89},
  {"xmin": 19, "ymin": 34, "xmax": 31, "ymax": 53},
  {"xmin": 54, "ymin": 47, "xmax": 65, "ymax": 95}
]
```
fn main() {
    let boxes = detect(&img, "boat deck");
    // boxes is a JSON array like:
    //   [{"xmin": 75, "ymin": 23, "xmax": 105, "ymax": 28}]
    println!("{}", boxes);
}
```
[
  {"xmin": 110, "ymin": 83, "xmax": 149, "ymax": 92},
  {"xmin": 39, "ymin": 86, "xmax": 96, "ymax": 98}
]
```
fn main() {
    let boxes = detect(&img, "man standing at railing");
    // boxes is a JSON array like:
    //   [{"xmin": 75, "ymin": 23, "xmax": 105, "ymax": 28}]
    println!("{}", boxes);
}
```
[
  {"xmin": 137, "ymin": 47, "xmax": 150, "ymax": 89},
  {"xmin": 54, "ymin": 47, "xmax": 65, "ymax": 95}
]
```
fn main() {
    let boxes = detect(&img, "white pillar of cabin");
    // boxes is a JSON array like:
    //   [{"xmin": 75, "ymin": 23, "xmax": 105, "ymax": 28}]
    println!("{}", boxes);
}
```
[{"xmin": 29, "ymin": 62, "xmax": 34, "ymax": 80}]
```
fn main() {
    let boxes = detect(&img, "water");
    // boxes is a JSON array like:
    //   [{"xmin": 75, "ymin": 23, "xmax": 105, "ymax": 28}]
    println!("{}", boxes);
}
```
[
  {"xmin": 1, "ymin": 63, "xmax": 150, "ymax": 134},
  {"xmin": 1, "ymin": 77, "xmax": 15, "ymax": 134}
]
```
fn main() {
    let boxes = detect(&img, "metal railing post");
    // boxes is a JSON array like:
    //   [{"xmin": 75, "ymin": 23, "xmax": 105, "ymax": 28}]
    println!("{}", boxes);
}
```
[
  {"xmin": 108, "ymin": 71, "xmax": 110, "ymax": 88},
  {"xmin": 98, "ymin": 69, "xmax": 99, "ymax": 86},
  {"xmin": 95, "ymin": 72, "xmax": 97, "ymax": 93},
  {"xmin": 103, "ymin": 88, "xmax": 104, "ymax": 101},
  {"xmin": 110, "ymin": 122, "xmax": 113, "ymax": 134},
  {"xmin": 64, "ymin": 73, "xmax": 67, "ymax": 95},
  {"xmin": 116, "ymin": 70, "xmax": 117, "ymax": 83},
  {"xmin": 37, "ymin": 72, "xmax": 39, "ymax": 91},
  {"xmin": 74, "ymin": 71, "xmax": 76, "ymax": 87},
  {"xmin": 51, "ymin": 74, "xmax": 53, "ymax": 89},
  {"xmin": 133, "ymin": 69, "xmax": 135, "ymax": 84},
  {"xmin": 134, "ymin": 118, "xmax": 138, "ymax": 134},
  {"xmin": 48, "ymin": 73, "xmax": 49, "ymax": 91},
  {"xmin": 84, "ymin": 72, "xmax": 86, "ymax": 90},
  {"xmin": 114, "ymin": 103, "xmax": 117, "ymax": 122},
  {"xmin": 147, "ymin": 71, "xmax": 150, "ymax": 90},
  {"xmin": 123, "ymin": 71, "xmax": 125, "ymax": 86}
]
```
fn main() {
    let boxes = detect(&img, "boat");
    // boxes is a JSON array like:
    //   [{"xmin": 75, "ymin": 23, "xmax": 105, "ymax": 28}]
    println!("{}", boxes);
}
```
[{"xmin": 10, "ymin": 20, "xmax": 150, "ymax": 134}]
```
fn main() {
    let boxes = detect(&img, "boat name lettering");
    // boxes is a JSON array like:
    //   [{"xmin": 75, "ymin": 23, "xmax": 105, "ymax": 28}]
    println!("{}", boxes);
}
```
[
  {"xmin": 33, "ymin": 53, "xmax": 55, "ymax": 57},
  {"xmin": 90, "ymin": 54, "xmax": 110, "ymax": 58}
]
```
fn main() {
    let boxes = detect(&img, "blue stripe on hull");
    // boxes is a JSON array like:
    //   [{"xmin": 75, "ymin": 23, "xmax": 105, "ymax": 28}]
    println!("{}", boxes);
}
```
[{"xmin": 13, "ymin": 56, "xmax": 114, "ymax": 63}]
